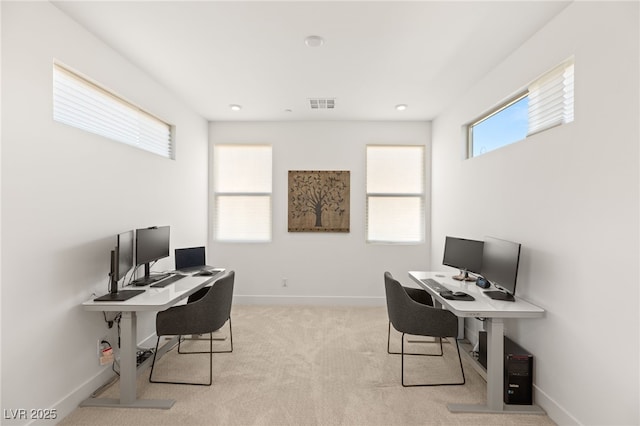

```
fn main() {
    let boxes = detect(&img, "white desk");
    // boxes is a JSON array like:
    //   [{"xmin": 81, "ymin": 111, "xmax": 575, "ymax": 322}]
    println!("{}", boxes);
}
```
[
  {"xmin": 80, "ymin": 269, "xmax": 225, "ymax": 409},
  {"xmin": 409, "ymin": 271, "xmax": 545, "ymax": 414}
]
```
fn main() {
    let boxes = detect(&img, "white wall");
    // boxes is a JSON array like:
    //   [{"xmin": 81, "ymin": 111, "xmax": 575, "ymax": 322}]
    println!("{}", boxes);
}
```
[
  {"xmin": 1, "ymin": 2, "xmax": 208, "ymax": 423},
  {"xmin": 209, "ymin": 121, "xmax": 431, "ymax": 304},
  {"xmin": 431, "ymin": 2, "xmax": 639, "ymax": 425}
]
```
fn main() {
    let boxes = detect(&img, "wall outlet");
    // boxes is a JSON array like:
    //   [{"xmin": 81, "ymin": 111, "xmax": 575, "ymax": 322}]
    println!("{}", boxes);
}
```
[
  {"xmin": 97, "ymin": 337, "xmax": 107, "ymax": 358},
  {"xmin": 282, "ymin": 278, "xmax": 288, "ymax": 287},
  {"xmin": 97, "ymin": 337, "xmax": 114, "ymax": 365}
]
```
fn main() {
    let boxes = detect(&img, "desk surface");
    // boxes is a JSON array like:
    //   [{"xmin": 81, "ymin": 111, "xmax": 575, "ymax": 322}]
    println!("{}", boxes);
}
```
[
  {"xmin": 82, "ymin": 269, "xmax": 225, "ymax": 312},
  {"xmin": 409, "ymin": 271, "xmax": 544, "ymax": 319}
]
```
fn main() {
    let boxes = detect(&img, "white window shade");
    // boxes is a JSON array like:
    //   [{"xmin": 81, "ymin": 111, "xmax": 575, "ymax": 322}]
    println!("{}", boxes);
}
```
[
  {"xmin": 214, "ymin": 145, "xmax": 272, "ymax": 193},
  {"xmin": 367, "ymin": 146, "xmax": 424, "ymax": 194},
  {"xmin": 366, "ymin": 145, "xmax": 425, "ymax": 243},
  {"xmin": 213, "ymin": 145, "xmax": 273, "ymax": 242},
  {"xmin": 367, "ymin": 196, "xmax": 423, "ymax": 243},
  {"xmin": 214, "ymin": 195, "xmax": 272, "ymax": 242},
  {"xmin": 53, "ymin": 63, "xmax": 173, "ymax": 158},
  {"xmin": 527, "ymin": 59, "xmax": 574, "ymax": 136}
]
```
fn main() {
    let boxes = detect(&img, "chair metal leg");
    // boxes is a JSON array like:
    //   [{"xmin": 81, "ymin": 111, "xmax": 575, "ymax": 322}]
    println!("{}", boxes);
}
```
[
  {"xmin": 149, "ymin": 333, "xmax": 213, "ymax": 386},
  {"xmin": 178, "ymin": 318, "xmax": 233, "ymax": 354},
  {"xmin": 401, "ymin": 333, "xmax": 466, "ymax": 387},
  {"xmin": 388, "ymin": 322, "xmax": 443, "ymax": 356}
]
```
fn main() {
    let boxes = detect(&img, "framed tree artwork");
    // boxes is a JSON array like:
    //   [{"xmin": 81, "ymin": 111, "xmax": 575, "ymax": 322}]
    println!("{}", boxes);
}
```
[{"xmin": 288, "ymin": 170, "xmax": 350, "ymax": 232}]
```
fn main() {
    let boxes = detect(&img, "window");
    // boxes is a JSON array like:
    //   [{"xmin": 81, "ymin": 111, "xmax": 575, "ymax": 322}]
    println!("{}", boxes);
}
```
[
  {"xmin": 366, "ymin": 145, "xmax": 425, "ymax": 243},
  {"xmin": 213, "ymin": 145, "xmax": 272, "ymax": 242},
  {"xmin": 53, "ymin": 63, "xmax": 174, "ymax": 158},
  {"xmin": 469, "ymin": 94, "xmax": 529, "ymax": 157},
  {"xmin": 468, "ymin": 58, "xmax": 574, "ymax": 158}
]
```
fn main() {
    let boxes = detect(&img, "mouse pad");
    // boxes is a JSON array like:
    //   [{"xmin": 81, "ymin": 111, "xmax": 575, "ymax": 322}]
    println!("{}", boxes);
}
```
[{"xmin": 440, "ymin": 292, "xmax": 475, "ymax": 301}]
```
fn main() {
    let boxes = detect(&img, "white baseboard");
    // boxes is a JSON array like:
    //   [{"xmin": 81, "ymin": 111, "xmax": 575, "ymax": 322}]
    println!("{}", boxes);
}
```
[
  {"xmin": 50, "ymin": 332, "xmax": 160, "ymax": 425},
  {"xmin": 234, "ymin": 294, "xmax": 385, "ymax": 306},
  {"xmin": 458, "ymin": 324, "xmax": 579, "ymax": 426},
  {"xmin": 48, "ymin": 366, "xmax": 116, "ymax": 426},
  {"xmin": 534, "ymin": 384, "xmax": 581, "ymax": 425}
]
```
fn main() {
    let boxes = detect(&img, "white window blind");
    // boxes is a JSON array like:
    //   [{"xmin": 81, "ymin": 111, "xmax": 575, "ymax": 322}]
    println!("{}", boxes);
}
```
[
  {"xmin": 366, "ymin": 145, "xmax": 425, "ymax": 243},
  {"xmin": 527, "ymin": 58, "xmax": 575, "ymax": 136},
  {"xmin": 213, "ymin": 145, "xmax": 272, "ymax": 242},
  {"xmin": 53, "ymin": 63, "xmax": 173, "ymax": 158}
]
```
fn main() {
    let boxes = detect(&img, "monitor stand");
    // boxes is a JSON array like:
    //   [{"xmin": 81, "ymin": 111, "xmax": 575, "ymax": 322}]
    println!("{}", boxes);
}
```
[
  {"xmin": 452, "ymin": 269, "xmax": 477, "ymax": 282},
  {"xmin": 132, "ymin": 273, "xmax": 171, "ymax": 286},
  {"xmin": 483, "ymin": 290, "xmax": 515, "ymax": 301},
  {"xmin": 131, "ymin": 263, "xmax": 170, "ymax": 286},
  {"xmin": 95, "ymin": 256, "xmax": 145, "ymax": 301},
  {"xmin": 94, "ymin": 289, "xmax": 144, "ymax": 302}
]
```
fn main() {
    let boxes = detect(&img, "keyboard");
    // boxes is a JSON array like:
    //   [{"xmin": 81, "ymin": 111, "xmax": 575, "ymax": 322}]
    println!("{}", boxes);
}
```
[
  {"xmin": 132, "ymin": 273, "xmax": 171, "ymax": 286},
  {"xmin": 150, "ymin": 274, "xmax": 185, "ymax": 288},
  {"xmin": 421, "ymin": 278, "xmax": 448, "ymax": 293}
]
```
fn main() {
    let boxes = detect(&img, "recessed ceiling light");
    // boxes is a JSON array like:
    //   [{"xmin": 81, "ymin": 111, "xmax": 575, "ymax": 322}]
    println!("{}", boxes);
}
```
[
  {"xmin": 395, "ymin": 104, "xmax": 408, "ymax": 111},
  {"xmin": 304, "ymin": 35, "xmax": 324, "ymax": 48},
  {"xmin": 229, "ymin": 104, "xmax": 242, "ymax": 111}
]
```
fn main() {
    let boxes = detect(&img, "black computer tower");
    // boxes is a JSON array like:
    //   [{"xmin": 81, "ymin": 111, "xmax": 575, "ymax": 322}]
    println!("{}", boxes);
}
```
[{"xmin": 478, "ymin": 331, "xmax": 533, "ymax": 405}]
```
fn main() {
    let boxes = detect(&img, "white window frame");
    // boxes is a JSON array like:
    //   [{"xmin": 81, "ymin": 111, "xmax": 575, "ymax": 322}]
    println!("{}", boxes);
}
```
[
  {"xmin": 366, "ymin": 145, "xmax": 426, "ymax": 244},
  {"xmin": 467, "ymin": 57, "xmax": 574, "ymax": 158},
  {"xmin": 53, "ymin": 62, "xmax": 174, "ymax": 159},
  {"xmin": 212, "ymin": 144, "xmax": 273, "ymax": 243}
]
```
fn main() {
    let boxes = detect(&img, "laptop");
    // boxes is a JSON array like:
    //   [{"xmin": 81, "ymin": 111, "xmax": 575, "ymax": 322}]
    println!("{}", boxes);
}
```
[{"xmin": 174, "ymin": 246, "xmax": 216, "ymax": 275}]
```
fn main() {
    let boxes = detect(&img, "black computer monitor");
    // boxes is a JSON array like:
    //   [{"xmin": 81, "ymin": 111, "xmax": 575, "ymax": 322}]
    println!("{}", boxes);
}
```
[
  {"xmin": 117, "ymin": 230, "xmax": 134, "ymax": 281},
  {"xmin": 135, "ymin": 226, "xmax": 170, "ymax": 281},
  {"xmin": 94, "ymin": 230, "xmax": 143, "ymax": 302},
  {"xmin": 107, "ymin": 230, "xmax": 134, "ymax": 294},
  {"xmin": 442, "ymin": 236, "xmax": 484, "ymax": 281},
  {"xmin": 481, "ymin": 236, "xmax": 521, "ymax": 301}
]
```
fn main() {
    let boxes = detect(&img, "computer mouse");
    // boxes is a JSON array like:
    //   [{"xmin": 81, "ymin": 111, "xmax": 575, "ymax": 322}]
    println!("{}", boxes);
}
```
[
  {"xmin": 199, "ymin": 270, "xmax": 214, "ymax": 276},
  {"xmin": 453, "ymin": 291, "xmax": 467, "ymax": 297}
]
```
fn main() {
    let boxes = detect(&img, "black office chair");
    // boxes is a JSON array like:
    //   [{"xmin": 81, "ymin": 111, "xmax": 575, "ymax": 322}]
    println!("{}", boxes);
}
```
[
  {"xmin": 384, "ymin": 271, "xmax": 465, "ymax": 387},
  {"xmin": 387, "ymin": 283, "xmax": 439, "ymax": 356},
  {"xmin": 149, "ymin": 270, "xmax": 235, "ymax": 386},
  {"xmin": 176, "ymin": 281, "xmax": 234, "ymax": 354}
]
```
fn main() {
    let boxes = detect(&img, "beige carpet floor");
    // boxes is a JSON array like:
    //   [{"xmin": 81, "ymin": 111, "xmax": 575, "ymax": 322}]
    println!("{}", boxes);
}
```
[{"xmin": 60, "ymin": 305, "xmax": 556, "ymax": 425}]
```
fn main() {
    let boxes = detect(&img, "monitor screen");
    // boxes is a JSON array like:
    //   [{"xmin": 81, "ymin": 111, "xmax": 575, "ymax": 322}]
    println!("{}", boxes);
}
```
[
  {"xmin": 136, "ymin": 226, "xmax": 170, "ymax": 266},
  {"xmin": 481, "ymin": 236, "xmax": 521, "ymax": 295},
  {"xmin": 117, "ymin": 230, "xmax": 134, "ymax": 280},
  {"xmin": 443, "ymin": 236, "xmax": 484, "ymax": 280}
]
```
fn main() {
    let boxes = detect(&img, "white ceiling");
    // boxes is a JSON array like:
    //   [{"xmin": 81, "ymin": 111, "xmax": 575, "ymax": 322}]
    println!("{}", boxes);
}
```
[{"xmin": 52, "ymin": 1, "xmax": 571, "ymax": 122}]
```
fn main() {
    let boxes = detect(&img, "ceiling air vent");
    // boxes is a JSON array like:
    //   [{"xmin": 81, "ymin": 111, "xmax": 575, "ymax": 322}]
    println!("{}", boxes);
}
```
[{"xmin": 309, "ymin": 98, "xmax": 335, "ymax": 109}]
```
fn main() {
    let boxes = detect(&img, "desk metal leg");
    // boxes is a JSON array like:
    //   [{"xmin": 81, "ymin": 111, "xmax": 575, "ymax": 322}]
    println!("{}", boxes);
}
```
[
  {"xmin": 80, "ymin": 312, "xmax": 175, "ymax": 409},
  {"xmin": 119, "ymin": 311, "xmax": 139, "ymax": 405},
  {"xmin": 486, "ymin": 318, "xmax": 505, "ymax": 410}
]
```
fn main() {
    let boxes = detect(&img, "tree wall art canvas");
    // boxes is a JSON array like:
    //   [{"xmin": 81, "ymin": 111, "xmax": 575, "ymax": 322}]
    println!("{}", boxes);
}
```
[{"xmin": 288, "ymin": 170, "xmax": 350, "ymax": 232}]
